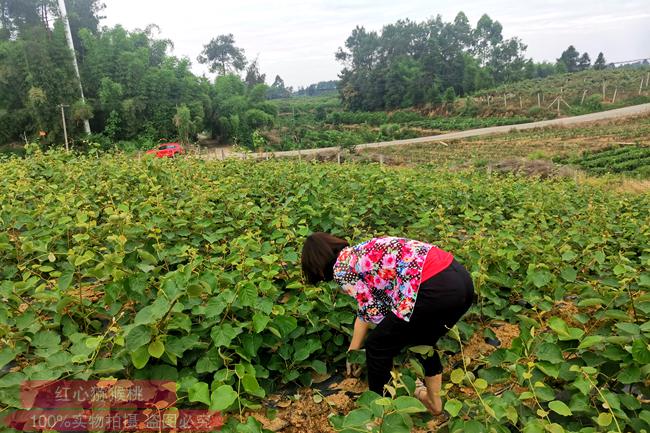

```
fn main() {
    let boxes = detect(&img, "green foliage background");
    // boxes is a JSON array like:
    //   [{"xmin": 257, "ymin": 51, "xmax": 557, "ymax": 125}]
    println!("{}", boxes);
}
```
[{"xmin": 0, "ymin": 152, "xmax": 648, "ymax": 432}]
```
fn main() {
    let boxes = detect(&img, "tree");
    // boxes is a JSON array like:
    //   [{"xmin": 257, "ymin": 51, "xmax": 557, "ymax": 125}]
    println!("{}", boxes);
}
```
[
  {"xmin": 472, "ymin": 14, "xmax": 503, "ymax": 65},
  {"xmin": 578, "ymin": 52, "xmax": 591, "ymax": 71},
  {"xmin": 244, "ymin": 57, "xmax": 265, "ymax": 87},
  {"xmin": 267, "ymin": 74, "xmax": 290, "ymax": 99},
  {"xmin": 557, "ymin": 45, "xmax": 580, "ymax": 73},
  {"xmin": 208, "ymin": 74, "xmax": 277, "ymax": 148},
  {"xmin": 593, "ymin": 52, "xmax": 606, "ymax": 70},
  {"xmin": 334, "ymin": 12, "xmax": 529, "ymax": 111},
  {"xmin": 173, "ymin": 104, "xmax": 192, "ymax": 144},
  {"xmin": 197, "ymin": 33, "xmax": 246, "ymax": 76}
]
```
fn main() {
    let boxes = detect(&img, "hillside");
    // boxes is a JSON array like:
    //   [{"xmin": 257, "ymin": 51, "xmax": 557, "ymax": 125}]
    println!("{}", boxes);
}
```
[{"xmin": 263, "ymin": 68, "xmax": 650, "ymax": 151}]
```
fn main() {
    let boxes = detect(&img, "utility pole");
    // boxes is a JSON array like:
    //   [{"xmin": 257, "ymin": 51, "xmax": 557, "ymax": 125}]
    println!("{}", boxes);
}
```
[
  {"xmin": 57, "ymin": 0, "xmax": 91, "ymax": 135},
  {"xmin": 59, "ymin": 104, "xmax": 70, "ymax": 152}
]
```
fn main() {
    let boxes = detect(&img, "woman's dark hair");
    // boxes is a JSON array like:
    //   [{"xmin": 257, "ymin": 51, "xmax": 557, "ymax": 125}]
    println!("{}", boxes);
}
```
[{"xmin": 301, "ymin": 232, "xmax": 349, "ymax": 284}]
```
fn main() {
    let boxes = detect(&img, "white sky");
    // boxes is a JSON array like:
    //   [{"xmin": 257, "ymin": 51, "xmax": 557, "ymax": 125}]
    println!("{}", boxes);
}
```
[{"xmin": 102, "ymin": 0, "xmax": 650, "ymax": 88}]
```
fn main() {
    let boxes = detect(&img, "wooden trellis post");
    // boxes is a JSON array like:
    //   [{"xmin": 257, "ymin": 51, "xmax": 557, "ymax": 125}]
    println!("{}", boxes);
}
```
[
  {"xmin": 537, "ymin": 92, "xmax": 541, "ymax": 107},
  {"xmin": 220, "ymin": 148, "xmax": 225, "ymax": 160},
  {"xmin": 640, "ymin": 78, "xmax": 644, "ymax": 95},
  {"xmin": 581, "ymin": 89, "xmax": 588, "ymax": 105},
  {"xmin": 519, "ymin": 95, "xmax": 523, "ymax": 109},
  {"xmin": 612, "ymin": 87, "xmax": 618, "ymax": 103},
  {"xmin": 602, "ymin": 81, "xmax": 606, "ymax": 101}
]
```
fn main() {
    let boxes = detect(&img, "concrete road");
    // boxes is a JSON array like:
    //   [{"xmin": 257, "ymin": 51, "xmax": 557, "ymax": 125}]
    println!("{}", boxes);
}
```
[{"xmin": 210, "ymin": 103, "xmax": 650, "ymax": 160}]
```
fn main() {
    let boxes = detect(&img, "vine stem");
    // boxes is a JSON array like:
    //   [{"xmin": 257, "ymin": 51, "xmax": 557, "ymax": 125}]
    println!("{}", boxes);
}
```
[
  {"xmin": 582, "ymin": 372, "xmax": 622, "ymax": 433},
  {"xmin": 449, "ymin": 326, "xmax": 495, "ymax": 422}
]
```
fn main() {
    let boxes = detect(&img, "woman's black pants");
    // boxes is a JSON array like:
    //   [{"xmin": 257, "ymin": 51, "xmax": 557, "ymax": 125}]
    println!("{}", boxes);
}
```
[{"xmin": 364, "ymin": 258, "xmax": 474, "ymax": 395}]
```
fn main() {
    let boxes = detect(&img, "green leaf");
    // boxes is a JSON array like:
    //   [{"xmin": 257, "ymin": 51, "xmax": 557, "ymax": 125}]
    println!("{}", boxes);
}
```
[
  {"xmin": 131, "ymin": 346, "xmax": 150, "ymax": 369},
  {"xmin": 474, "ymin": 378, "xmax": 488, "ymax": 390},
  {"xmin": 535, "ymin": 342, "xmax": 564, "ymax": 363},
  {"xmin": 272, "ymin": 315, "xmax": 297, "ymax": 337},
  {"xmin": 596, "ymin": 412, "xmax": 612, "ymax": 427},
  {"xmin": 561, "ymin": 250, "xmax": 577, "ymax": 262},
  {"xmin": 382, "ymin": 412, "xmax": 411, "ymax": 433},
  {"xmin": 393, "ymin": 396, "xmax": 427, "ymax": 414},
  {"xmin": 546, "ymin": 423, "xmax": 565, "ymax": 433},
  {"xmin": 310, "ymin": 360, "xmax": 327, "ymax": 375},
  {"xmin": 342, "ymin": 408, "xmax": 372, "ymax": 428},
  {"xmin": 125, "ymin": 325, "xmax": 152, "ymax": 351},
  {"xmin": 548, "ymin": 317, "xmax": 584, "ymax": 340},
  {"xmin": 617, "ymin": 366, "xmax": 640, "ymax": 384},
  {"xmin": 32, "ymin": 331, "xmax": 61, "ymax": 348},
  {"xmin": 134, "ymin": 297, "xmax": 170, "ymax": 325},
  {"xmin": 252, "ymin": 312, "xmax": 269, "ymax": 333},
  {"xmin": 578, "ymin": 335, "xmax": 604, "ymax": 349},
  {"xmin": 615, "ymin": 322, "xmax": 640, "ymax": 335},
  {"xmin": 529, "ymin": 268, "xmax": 552, "ymax": 288},
  {"xmin": 444, "ymin": 398, "xmax": 463, "ymax": 417},
  {"xmin": 631, "ymin": 339, "xmax": 650, "ymax": 363},
  {"xmin": 242, "ymin": 374, "xmax": 265, "ymax": 398},
  {"xmin": 462, "ymin": 420, "xmax": 485, "ymax": 433},
  {"xmin": 210, "ymin": 384, "xmax": 238, "ymax": 411},
  {"xmin": 0, "ymin": 348, "xmax": 18, "ymax": 369},
  {"xmin": 450, "ymin": 368, "xmax": 465, "ymax": 384},
  {"xmin": 148, "ymin": 339, "xmax": 165, "ymax": 358},
  {"xmin": 560, "ymin": 267, "xmax": 577, "ymax": 282},
  {"xmin": 239, "ymin": 282, "xmax": 258, "ymax": 307},
  {"xmin": 211, "ymin": 324, "xmax": 239, "ymax": 348},
  {"xmin": 408, "ymin": 345, "xmax": 434, "ymax": 356},
  {"xmin": 58, "ymin": 272, "xmax": 74, "ymax": 291},
  {"xmin": 235, "ymin": 416, "xmax": 264, "ymax": 433},
  {"xmin": 293, "ymin": 338, "xmax": 321, "ymax": 362},
  {"xmin": 505, "ymin": 406, "xmax": 518, "ymax": 424},
  {"xmin": 189, "ymin": 382, "xmax": 211, "ymax": 405},
  {"xmin": 548, "ymin": 400, "xmax": 572, "ymax": 416}
]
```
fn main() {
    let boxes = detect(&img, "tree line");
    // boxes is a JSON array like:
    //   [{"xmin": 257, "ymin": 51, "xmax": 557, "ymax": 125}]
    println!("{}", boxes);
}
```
[
  {"xmin": 0, "ymin": 1, "xmax": 293, "ymax": 148},
  {"xmin": 0, "ymin": 3, "xmax": 622, "ymax": 147},
  {"xmin": 335, "ymin": 13, "xmax": 614, "ymax": 111}
]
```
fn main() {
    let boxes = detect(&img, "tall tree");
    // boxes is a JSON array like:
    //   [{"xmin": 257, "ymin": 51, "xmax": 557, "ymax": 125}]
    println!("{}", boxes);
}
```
[
  {"xmin": 244, "ymin": 57, "xmax": 265, "ymax": 87},
  {"xmin": 593, "ymin": 52, "xmax": 607, "ymax": 70},
  {"xmin": 197, "ymin": 33, "xmax": 246, "ymax": 76},
  {"xmin": 578, "ymin": 52, "xmax": 591, "ymax": 71},
  {"xmin": 472, "ymin": 14, "xmax": 503, "ymax": 65},
  {"xmin": 557, "ymin": 45, "xmax": 580, "ymax": 73},
  {"xmin": 267, "ymin": 75, "xmax": 290, "ymax": 99}
]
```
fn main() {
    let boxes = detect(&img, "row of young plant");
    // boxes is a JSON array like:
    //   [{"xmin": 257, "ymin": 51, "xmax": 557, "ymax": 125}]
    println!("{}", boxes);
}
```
[
  {"xmin": 0, "ymin": 151, "xmax": 648, "ymax": 432},
  {"xmin": 556, "ymin": 145, "xmax": 650, "ymax": 177},
  {"xmin": 269, "ymin": 105, "xmax": 533, "ymax": 151}
]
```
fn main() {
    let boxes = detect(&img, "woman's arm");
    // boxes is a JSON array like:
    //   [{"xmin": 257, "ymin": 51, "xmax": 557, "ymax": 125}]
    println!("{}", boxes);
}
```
[{"xmin": 348, "ymin": 317, "xmax": 370, "ymax": 351}]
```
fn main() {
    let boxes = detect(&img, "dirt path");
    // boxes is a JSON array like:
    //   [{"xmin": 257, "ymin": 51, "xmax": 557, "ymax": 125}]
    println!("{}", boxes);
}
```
[{"xmin": 210, "ymin": 103, "xmax": 650, "ymax": 160}]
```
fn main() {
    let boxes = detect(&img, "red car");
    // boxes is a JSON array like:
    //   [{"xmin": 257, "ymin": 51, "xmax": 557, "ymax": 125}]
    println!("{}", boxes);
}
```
[{"xmin": 146, "ymin": 143, "xmax": 185, "ymax": 158}]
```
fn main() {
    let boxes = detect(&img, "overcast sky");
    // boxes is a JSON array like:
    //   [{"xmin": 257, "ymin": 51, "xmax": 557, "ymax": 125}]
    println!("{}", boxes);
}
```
[{"xmin": 102, "ymin": 0, "xmax": 650, "ymax": 88}]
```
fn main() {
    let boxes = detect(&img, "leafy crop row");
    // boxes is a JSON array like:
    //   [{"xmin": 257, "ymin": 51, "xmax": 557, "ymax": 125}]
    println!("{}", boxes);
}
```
[
  {"xmin": 557, "ymin": 145, "xmax": 650, "ymax": 177},
  {"xmin": 0, "ymin": 151, "xmax": 648, "ymax": 432}
]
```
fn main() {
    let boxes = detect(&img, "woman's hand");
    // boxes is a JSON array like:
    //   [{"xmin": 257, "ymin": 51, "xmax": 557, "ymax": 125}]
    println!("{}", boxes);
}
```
[
  {"xmin": 346, "ymin": 317, "xmax": 370, "ymax": 377},
  {"xmin": 346, "ymin": 351, "xmax": 364, "ymax": 377}
]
